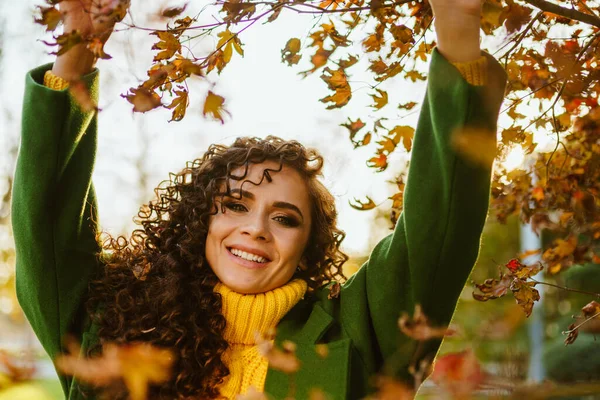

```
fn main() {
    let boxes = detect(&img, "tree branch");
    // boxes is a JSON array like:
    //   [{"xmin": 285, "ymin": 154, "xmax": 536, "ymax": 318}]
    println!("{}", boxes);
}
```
[{"xmin": 522, "ymin": 0, "xmax": 600, "ymax": 28}]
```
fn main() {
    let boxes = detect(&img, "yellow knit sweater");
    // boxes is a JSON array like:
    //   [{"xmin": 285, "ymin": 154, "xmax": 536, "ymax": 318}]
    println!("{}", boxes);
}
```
[{"xmin": 214, "ymin": 279, "xmax": 307, "ymax": 399}]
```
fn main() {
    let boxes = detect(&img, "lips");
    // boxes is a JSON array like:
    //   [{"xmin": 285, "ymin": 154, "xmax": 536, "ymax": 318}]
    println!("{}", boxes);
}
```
[
  {"xmin": 226, "ymin": 246, "xmax": 271, "ymax": 269},
  {"xmin": 226, "ymin": 245, "xmax": 271, "ymax": 261}
]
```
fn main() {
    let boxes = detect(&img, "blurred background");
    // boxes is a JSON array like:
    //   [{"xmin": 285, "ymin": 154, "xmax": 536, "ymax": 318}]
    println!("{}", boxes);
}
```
[{"xmin": 1, "ymin": 1, "xmax": 599, "ymax": 399}]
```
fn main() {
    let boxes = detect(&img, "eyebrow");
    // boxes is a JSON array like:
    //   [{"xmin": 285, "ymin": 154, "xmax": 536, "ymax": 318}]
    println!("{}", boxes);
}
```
[{"xmin": 228, "ymin": 189, "xmax": 305, "ymax": 221}]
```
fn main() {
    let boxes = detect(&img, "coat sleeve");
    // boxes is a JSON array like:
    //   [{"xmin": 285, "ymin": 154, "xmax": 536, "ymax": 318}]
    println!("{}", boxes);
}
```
[
  {"xmin": 13, "ymin": 64, "xmax": 101, "ymax": 391},
  {"xmin": 336, "ymin": 49, "xmax": 507, "ymax": 380}
]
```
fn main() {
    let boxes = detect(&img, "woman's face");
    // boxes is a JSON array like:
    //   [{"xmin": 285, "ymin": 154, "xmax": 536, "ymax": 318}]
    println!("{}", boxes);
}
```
[{"xmin": 205, "ymin": 160, "xmax": 312, "ymax": 294}]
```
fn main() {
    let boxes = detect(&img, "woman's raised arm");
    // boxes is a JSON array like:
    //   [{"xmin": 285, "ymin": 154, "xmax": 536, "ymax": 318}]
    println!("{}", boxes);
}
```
[
  {"xmin": 13, "ymin": 0, "xmax": 121, "ymax": 393},
  {"xmin": 333, "ymin": 0, "xmax": 508, "ymax": 383}
]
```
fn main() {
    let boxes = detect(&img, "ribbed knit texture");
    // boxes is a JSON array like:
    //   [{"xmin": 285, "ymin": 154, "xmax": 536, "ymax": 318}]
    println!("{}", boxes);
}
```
[
  {"xmin": 43, "ymin": 70, "xmax": 69, "ymax": 90},
  {"xmin": 214, "ymin": 279, "xmax": 307, "ymax": 399},
  {"xmin": 451, "ymin": 55, "xmax": 488, "ymax": 86}
]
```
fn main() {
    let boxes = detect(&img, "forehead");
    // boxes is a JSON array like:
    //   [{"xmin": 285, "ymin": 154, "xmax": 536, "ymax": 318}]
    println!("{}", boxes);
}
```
[{"xmin": 228, "ymin": 160, "xmax": 310, "ymax": 203}]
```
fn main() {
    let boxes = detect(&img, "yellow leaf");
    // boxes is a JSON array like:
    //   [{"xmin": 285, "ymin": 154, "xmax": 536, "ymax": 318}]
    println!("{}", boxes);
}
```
[
  {"xmin": 151, "ymin": 31, "xmax": 182, "ymax": 61},
  {"xmin": 203, "ymin": 90, "xmax": 229, "ymax": 123},
  {"xmin": 451, "ymin": 127, "xmax": 497, "ymax": 167},
  {"xmin": 370, "ymin": 89, "xmax": 388, "ymax": 109},
  {"xmin": 349, "ymin": 196, "xmax": 377, "ymax": 210},
  {"xmin": 282, "ymin": 38, "xmax": 302, "ymax": 66},
  {"xmin": 217, "ymin": 29, "xmax": 244, "ymax": 64},
  {"xmin": 165, "ymin": 89, "xmax": 189, "ymax": 122},
  {"xmin": 389, "ymin": 125, "xmax": 415, "ymax": 152},
  {"xmin": 35, "ymin": 5, "xmax": 62, "ymax": 32},
  {"xmin": 405, "ymin": 69, "xmax": 426, "ymax": 82}
]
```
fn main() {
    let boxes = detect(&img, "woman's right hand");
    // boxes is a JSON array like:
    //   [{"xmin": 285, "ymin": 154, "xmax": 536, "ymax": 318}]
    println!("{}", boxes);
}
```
[{"xmin": 52, "ymin": 0, "xmax": 127, "ymax": 80}]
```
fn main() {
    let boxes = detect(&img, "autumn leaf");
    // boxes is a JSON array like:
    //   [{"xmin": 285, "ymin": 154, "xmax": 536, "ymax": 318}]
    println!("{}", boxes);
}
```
[
  {"xmin": 349, "ymin": 196, "xmax": 376, "ymax": 210},
  {"xmin": 564, "ymin": 322, "xmax": 579, "ymax": 345},
  {"xmin": 319, "ymin": 67, "xmax": 351, "ymax": 109},
  {"xmin": 341, "ymin": 117, "xmax": 366, "ymax": 141},
  {"xmin": 451, "ymin": 127, "xmax": 497, "ymax": 167},
  {"xmin": 371, "ymin": 376, "xmax": 415, "ymax": 400},
  {"xmin": 431, "ymin": 350, "xmax": 484, "ymax": 397},
  {"xmin": 69, "ymin": 79, "xmax": 98, "ymax": 113},
  {"xmin": 510, "ymin": 279, "xmax": 540, "ymax": 317},
  {"xmin": 256, "ymin": 336, "xmax": 300, "ymax": 374},
  {"xmin": 0, "ymin": 350, "xmax": 35, "ymax": 383},
  {"xmin": 87, "ymin": 37, "xmax": 112, "ymax": 60},
  {"xmin": 203, "ymin": 90, "xmax": 229, "ymax": 123},
  {"xmin": 398, "ymin": 305, "xmax": 451, "ymax": 341},
  {"xmin": 42, "ymin": 31, "xmax": 84, "ymax": 56},
  {"xmin": 504, "ymin": 3, "xmax": 533, "ymax": 34},
  {"xmin": 282, "ymin": 38, "xmax": 302, "ymax": 66},
  {"xmin": 405, "ymin": 69, "xmax": 426, "ymax": 82},
  {"xmin": 328, "ymin": 282, "xmax": 341, "ymax": 299},
  {"xmin": 165, "ymin": 89, "xmax": 189, "ymax": 122},
  {"xmin": 122, "ymin": 87, "xmax": 162, "ymax": 112},
  {"xmin": 217, "ymin": 29, "xmax": 244, "ymax": 63},
  {"xmin": 35, "ymin": 4, "xmax": 62, "ymax": 32},
  {"xmin": 388, "ymin": 125, "xmax": 414, "ymax": 152},
  {"xmin": 151, "ymin": 31, "xmax": 182, "ymax": 61},
  {"xmin": 532, "ymin": 186, "xmax": 545, "ymax": 201},
  {"xmin": 370, "ymin": 88, "xmax": 388, "ymax": 110},
  {"xmin": 56, "ymin": 341, "xmax": 174, "ymax": 400},
  {"xmin": 161, "ymin": 4, "xmax": 188, "ymax": 18},
  {"xmin": 337, "ymin": 54, "xmax": 358, "ymax": 69},
  {"xmin": 367, "ymin": 153, "xmax": 388, "ymax": 171},
  {"xmin": 221, "ymin": 0, "xmax": 257, "ymax": 23},
  {"xmin": 473, "ymin": 272, "xmax": 512, "ymax": 301},
  {"xmin": 315, "ymin": 344, "xmax": 329, "ymax": 359},
  {"xmin": 398, "ymin": 101, "xmax": 417, "ymax": 111},
  {"xmin": 206, "ymin": 50, "xmax": 227, "ymax": 74}
]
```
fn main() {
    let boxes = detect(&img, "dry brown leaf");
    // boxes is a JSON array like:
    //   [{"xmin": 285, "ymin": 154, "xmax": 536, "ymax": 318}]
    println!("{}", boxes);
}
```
[{"xmin": 398, "ymin": 305, "xmax": 450, "ymax": 341}]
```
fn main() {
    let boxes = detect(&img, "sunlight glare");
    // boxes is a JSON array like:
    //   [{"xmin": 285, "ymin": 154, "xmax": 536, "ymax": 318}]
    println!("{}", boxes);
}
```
[{"xmin": 502, "ymin": 145, "xmax": 525, "ymax": 171}]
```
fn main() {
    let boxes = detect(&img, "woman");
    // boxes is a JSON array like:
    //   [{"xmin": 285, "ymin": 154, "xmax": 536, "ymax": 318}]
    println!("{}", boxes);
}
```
[{"xmin": 13, "ymin": 0, "xmax": 507, "ymax": 398}]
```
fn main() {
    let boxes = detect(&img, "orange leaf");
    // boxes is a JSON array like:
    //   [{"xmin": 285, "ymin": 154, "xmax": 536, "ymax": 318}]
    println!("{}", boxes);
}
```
[
  {"xmin": 69, "ymin": 79, "xmax": 98, "ymax": 113},
  {"xmin": 256, "ymin": 337, "xmax": 300, "ymax": 374},
  {"xmin": 56, "ymin": 341, "xmax": 174, "ymax": 400},
  {"xmin": 367, "ymin": 153, "xmax": 388, "ymax": 171},
  {"xmin": 431, "ymin": 350, "xmax": 483, "ymax": 397},
  {"xmin": 122, "ymin": 87, "xmax": 162, "ymax": 113},
  {"xmin": 87, "ymin": 37, "xmax": 112, "ymax": 60}
]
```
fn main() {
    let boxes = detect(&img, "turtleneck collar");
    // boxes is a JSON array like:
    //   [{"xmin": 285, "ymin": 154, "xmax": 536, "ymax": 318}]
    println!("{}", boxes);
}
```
[{"xmin": 214, "ymin": 279, "xmax": 308, "ymax": 345}]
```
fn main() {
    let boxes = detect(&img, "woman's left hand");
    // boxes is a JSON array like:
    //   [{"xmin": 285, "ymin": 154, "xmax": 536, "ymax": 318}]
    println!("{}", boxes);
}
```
[{"xmin": 429, "ymin": 0, "xmax": 484, "ymax": 62}]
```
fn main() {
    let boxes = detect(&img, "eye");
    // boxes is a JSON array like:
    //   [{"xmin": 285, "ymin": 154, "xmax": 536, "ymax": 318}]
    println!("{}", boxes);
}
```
[
  {"xmin": 273, "ymin": 215, "xmax": 300, "ymax": 227},
  {"xmin": 224, "ymin": 202, "xmax": 247, "ymax": 213}
]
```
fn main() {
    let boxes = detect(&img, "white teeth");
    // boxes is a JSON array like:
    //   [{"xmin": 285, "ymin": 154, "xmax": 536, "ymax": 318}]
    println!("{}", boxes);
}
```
[{"xmin": 230, "ymin": 248, "xmax": 267, "ymax": 263}]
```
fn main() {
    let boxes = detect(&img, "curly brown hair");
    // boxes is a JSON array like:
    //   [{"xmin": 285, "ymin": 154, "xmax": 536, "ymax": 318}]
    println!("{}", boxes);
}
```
[{"xmin": 86, "ymin": 136, "xmax": 348, "ymax": 399}]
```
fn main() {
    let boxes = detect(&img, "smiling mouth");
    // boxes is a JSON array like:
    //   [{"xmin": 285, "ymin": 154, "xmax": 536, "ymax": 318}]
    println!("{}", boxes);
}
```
[{"xmin": 227, "ymin": 247, "xmax": 269, "ymax": 263}]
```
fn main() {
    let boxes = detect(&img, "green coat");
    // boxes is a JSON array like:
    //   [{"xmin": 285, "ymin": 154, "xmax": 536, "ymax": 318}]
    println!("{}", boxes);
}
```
[{"xmin": 13, "ymin": 49, "xmax": 506, "ymax": 399}]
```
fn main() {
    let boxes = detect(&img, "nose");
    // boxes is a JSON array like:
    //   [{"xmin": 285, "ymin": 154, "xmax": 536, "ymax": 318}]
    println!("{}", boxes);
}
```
[{"xmin": 241, "ymin": 212, "xmax": 272, "ymax": 241}]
